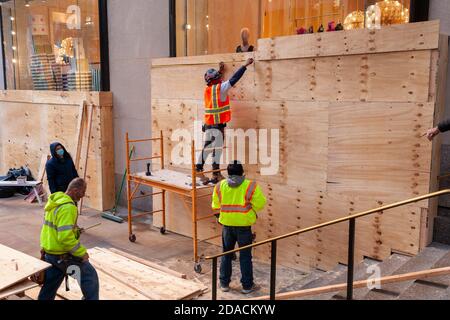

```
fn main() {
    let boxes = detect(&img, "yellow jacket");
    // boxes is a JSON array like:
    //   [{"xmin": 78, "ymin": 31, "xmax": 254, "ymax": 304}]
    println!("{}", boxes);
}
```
[
  {"xmin": 40, "ymin": 192, "xmax": 86, "ymax": 257},
  {"xmin": 212, "ymin": 178, "xmax": 266, "ymax": 227}
]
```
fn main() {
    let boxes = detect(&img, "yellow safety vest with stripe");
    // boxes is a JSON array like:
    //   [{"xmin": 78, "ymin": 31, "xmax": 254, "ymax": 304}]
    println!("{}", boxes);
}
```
[
  {"xmin": 40, "ymin": 192, "xmax": 86, "ymax": 258},
  {"xmin": 212, "ymin": 179, "xmax": 267, "ymax": 227},
  {"xmin": 204, "ymin": 84, "xmax": 231, "ymax": 125}
]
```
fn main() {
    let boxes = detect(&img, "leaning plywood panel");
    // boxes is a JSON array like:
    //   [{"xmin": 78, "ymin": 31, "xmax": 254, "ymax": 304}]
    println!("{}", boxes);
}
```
[{"xmin": 0, "ymin": 244, "xmax": 50, "ymax": 291}]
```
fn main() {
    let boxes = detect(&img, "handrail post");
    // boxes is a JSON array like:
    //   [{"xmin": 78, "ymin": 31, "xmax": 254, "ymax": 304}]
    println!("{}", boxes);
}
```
[
  {"xmin": 212, "ymin": 257, "xmax": 217, "ymax": 300},
  {"xmin": 347, "ymin": 218, "xmax": 356, "ymax": 300},
  {"xmin": 270, "ymin": 240, "xmax": 277, "ymax": 300}
]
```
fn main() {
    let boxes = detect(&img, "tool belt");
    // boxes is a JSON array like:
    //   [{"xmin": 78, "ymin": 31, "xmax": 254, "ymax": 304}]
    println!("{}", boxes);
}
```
[{"xmin": 31, "ymin": 250, "xmax": 82, "ymax": 290}]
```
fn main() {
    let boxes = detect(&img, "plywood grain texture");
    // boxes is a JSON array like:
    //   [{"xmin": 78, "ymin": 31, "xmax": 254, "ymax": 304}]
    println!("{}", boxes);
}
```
[
  {"xmin": 0, "ymin": 91, "xmax": 115, "ymax": 211},
  {"xmin": 0, "ymin": 244, "xmax": 50, "ymax": 292},
  {"xmin": 150, "ymin": 21, "xmax": 448, "ymax": 272}
]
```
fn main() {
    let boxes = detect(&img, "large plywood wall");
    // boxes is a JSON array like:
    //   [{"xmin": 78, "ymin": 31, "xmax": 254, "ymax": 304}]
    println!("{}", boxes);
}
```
[
  {"xmin": 0, "ymin": 91, "xmax": 115, "ymax": 211},
  {"xmin": 151, "ymin": 21, "xmax": 448, "ymax": 272}
]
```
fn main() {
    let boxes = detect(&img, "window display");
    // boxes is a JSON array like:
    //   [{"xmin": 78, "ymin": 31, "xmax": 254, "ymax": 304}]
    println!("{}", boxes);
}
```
[
  {"xmin": 176, "ymin": 0, "xmax": 411, "ymax": 56},
  {"xmin": 0, "ymin": 0, "xmax": 101, "ymax": 91}
]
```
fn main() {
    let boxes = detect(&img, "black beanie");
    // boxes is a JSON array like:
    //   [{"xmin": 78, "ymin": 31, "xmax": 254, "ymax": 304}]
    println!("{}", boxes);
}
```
[{"xmin": 227, "ymin": 160, "xmax": 244, "ymax": 176}]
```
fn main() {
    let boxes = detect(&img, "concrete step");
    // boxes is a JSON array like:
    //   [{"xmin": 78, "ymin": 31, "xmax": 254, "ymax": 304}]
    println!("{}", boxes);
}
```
[
  {"xmin": 325, "ymin": 258, "xmax": 380, "ymax": 300},
  {"xmin": 398, "ymin": 250, "xmax": 450, "ymax": 300},
  {"xmin": 277, "ymin": 269, "xmax": 326, "ymax": 296},
  {"xmin": 343, "ymin": 253, "xmax": 411, "ymax": 300},
  {"xmin": 295, "ymin": 264, "xmax": 348, "ymax": 300},
  {"xmin": 434, "ymin": 216, "xmax": 450, "ymax": 245},
  {"xmin": 438, "ymin": 206, "xmax": 450, "ymax": 218},
  {"xmin": 363, "ymin": 243, "xmax": 450, "ymax": 300},
  {"xmin": 298, "ymin": 263, "xmax": 375, "ymax": 300}
]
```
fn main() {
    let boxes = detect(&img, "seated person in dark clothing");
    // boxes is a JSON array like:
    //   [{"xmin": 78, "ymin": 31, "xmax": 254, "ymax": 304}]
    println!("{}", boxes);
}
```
[
  {"xmin": 46, "ymin": 142, "xmax": 79, "ymax": 194},
  {"xmin": 236, "ymin": 28, "xmax": 254, "ymax": 53}
]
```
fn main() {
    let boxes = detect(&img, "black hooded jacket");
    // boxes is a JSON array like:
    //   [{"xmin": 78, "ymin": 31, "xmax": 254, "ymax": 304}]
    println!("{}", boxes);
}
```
[{"xmin": 46, "ymin": 142, "xmax": 79, "ymax": 194}]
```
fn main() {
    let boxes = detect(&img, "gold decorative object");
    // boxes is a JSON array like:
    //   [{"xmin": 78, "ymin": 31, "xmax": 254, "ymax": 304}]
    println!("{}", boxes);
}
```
[
  {"xmin": 375, "ymin": 0, "xmax": 409, "ymax": 26},
  {"xmin": 344, "ymin": 10, "xmax": 364, "ymax": 30}
]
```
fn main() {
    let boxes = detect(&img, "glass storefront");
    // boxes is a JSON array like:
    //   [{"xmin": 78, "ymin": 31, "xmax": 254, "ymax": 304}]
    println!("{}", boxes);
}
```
[
  {"xmin": 0, "ymin": 0, "xmax": 101, "ymax": 91},
  {"xmin": 176, "ymin": 0, "xmax": 411, "ymax": 56}
]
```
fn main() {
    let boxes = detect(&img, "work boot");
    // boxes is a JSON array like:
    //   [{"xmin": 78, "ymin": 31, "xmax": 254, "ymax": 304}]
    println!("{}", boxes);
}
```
[
  {"xmin": 210, "ymin": 173, "xmax": 225, "ymax": 185},
  {"xmin": 196, "ymin": 170, "xmax": 210, "ymax": 185}
]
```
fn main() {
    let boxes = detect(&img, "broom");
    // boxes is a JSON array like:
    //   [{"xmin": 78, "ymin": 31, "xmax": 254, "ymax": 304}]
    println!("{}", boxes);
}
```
[{"xmin": 101, "ymin": 146, "xmax": 135, "ymax": 223}]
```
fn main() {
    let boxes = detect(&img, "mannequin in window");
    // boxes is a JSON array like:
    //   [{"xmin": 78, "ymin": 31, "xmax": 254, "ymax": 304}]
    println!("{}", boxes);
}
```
[{"xmin": 236, "ymin": 28, "xmax": 254, "ymax": 53}]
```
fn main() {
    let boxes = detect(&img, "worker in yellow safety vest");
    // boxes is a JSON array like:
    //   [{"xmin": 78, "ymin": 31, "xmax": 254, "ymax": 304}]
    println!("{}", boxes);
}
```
[
  {"xmin": 196, "ymin": 58, "xmax": 254, "ymax": 185},
  {"xmin": 212, "ymin": 161, "xmax": 267, "ymax": 294},
  {"xmin": 38, "ymin": 178, "xmax": 99, "ymax": 300}
]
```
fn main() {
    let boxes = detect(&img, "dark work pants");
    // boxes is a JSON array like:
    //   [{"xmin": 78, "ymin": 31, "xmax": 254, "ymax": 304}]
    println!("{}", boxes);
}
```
[
  {"xmin": 220, "ymin": 226, "xmax": 254, "ymax": 290},
  {"xmin": 196, "ymin": 125, "xmax": 225, "ymax": 175},
  {"xmin": 38, "ymin": 254, "xmax": 99, "ymax": 300}
]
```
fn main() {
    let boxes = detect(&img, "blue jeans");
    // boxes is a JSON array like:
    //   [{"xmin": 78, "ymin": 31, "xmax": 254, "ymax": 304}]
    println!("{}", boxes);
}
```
[
  {"xmin": 38, "ymin": 254, "xmax": 99, "ymax": 300},
  {"xmin": 220, "ymin": 226, "xmax": 254, "ymax": 290}
]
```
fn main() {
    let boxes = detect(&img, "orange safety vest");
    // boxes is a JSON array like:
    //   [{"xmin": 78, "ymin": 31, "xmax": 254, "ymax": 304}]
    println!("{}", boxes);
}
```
[{"xmin": 204, "ymin": 84, "xmax": 231, "ymax": 125}]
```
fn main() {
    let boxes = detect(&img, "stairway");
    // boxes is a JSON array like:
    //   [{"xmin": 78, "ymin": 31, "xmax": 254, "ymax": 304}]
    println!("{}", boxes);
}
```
[
  {"xmin": 434, "ymin": 207, "xmax": 450, "ymax": 245},
  {"xmin": 291, "ymin": 243, "xmax": 450, "ymax": 300}
]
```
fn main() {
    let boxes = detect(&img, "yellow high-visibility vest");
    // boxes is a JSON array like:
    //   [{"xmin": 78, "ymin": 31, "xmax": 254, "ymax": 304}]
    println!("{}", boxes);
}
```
[{"xmin": 212, "ymin": 179, "xmax": 267, "ymax": 227}]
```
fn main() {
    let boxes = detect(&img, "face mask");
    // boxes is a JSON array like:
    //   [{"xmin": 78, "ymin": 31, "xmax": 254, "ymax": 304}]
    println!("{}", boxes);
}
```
[{"xmin": 56, "ymin": 149, "xmax": 65, "ymax": 157}]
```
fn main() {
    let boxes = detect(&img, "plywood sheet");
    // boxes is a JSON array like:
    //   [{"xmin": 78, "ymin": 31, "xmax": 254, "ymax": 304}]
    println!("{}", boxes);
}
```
[
  {"xmin": 0, "ymin": 244, "xmax": 50, "ymax": 291},
  {"xmin": 327, "ymin": 102, "xmax": 435, "ymax": 197},
  {"xmin": 0, "ymin": 279, "xmax": 38, "ymax": 300},
  {"xmin": 256, "ymin": 21, "xmax": 439, "ymax": 61},
  {"xmin": 255, "ymin": 51, "xmax": 431, "ymax": 102}
]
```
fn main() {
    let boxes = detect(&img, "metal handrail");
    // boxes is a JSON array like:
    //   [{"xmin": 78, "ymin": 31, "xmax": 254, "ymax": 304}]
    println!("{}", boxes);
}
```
[{"xmin": 205, "ymin": 189, "xmax": 450, "ymax": 300}]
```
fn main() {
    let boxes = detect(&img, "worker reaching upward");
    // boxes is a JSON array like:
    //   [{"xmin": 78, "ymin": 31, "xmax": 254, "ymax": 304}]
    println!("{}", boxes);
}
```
[
  {"xmin": 38, "ymin": 178, "xmax": 99, "ymax": 300},
  {"xmin": 196, "ymin": 58, "xmax": 255, "ymax": 185},
  {"xmin": 212, "ymin": 161, "xmax": 267, "ymax": 294}
]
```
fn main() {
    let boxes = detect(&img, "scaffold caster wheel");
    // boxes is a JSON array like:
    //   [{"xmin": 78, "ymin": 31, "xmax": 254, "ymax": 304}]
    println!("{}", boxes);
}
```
[
  {"xmin": 194, "ymin": 263, "xmax": 202, "ymax": 274},
  {"xmin": 160, "ymin": 227, "xmax": 166, "ymax": 235},
  {"xmin": 129, "ymin": 234, "xmax": 137, "ymax": 243}
]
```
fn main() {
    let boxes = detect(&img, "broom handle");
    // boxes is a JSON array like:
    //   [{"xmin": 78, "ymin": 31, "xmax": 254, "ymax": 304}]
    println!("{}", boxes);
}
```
[{"xmin": 113, "ymin": 146, "xmax": 135, "ymax": 210}]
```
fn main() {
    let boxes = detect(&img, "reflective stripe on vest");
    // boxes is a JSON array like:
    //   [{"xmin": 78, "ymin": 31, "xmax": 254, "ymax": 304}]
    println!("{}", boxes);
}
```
[
  {"xmin": 69, "ymin": 242, "xmax": 81, "ymax": 255},
  {"xmin": 245, "ymin": 181, "xmax": 257, "ymax": 203},
  {"xmin": 43, "ymin": 221, "xmax": 75, "ymax": 232},
  {"xmin": 43, "ymin": 203, "xmax": 76, "ymax": 232},
  {"xmin": 219, "ymin": 180, "xmax": 256, "ymax": 214}
]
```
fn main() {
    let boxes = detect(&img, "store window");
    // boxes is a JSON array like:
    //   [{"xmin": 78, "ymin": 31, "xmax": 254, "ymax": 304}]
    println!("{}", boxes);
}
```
[
  {"xmin": 175, "ymin": 0, "xmax": 411, "ymax": 56},
  {"xmin": 0, "ymin": 0, "xmax": 101, "ymax": 91}
]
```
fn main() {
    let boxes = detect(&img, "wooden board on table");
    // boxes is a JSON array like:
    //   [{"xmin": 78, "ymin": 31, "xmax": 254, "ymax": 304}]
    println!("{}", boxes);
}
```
[
  {"xmin": 133, "ymin": 170, "xmax": 211, "ymax": 192},
  {"xmin": 0, "ymin": 244, "xmax": 50, "ymax": 291},
  {"xmin": 0, "ymin": 279, "xmax": 38, "ymax": 300}
]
